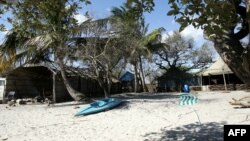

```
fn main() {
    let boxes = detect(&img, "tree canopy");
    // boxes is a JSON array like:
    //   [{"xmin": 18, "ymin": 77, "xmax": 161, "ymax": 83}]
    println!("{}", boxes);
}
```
[
  {"xmin": 155, "ymin": 31, "xmax": 213, "ymax": 71},
  {"xmin": 0, "ymin": 0, "xmax": 92, "ymax": 101},
  {"xmin": 127, "ymin": 0, "xmax": 250, "ymax": 85}
]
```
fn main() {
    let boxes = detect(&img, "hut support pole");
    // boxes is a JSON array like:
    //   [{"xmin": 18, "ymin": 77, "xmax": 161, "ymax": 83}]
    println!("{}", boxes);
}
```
[
  {"xmin": 53, "ymin": 73, "xmax": 56, "ymax": 103},
  {"xmin": 200, "ymin": 75, "xmax": 203, "ymax": 86},
  {"xmin": 208, "ymin": 75, "xmax": 211, "ymax": 85},
  {"xmin": 222, "ymin": 69, "xmax": 227, "ymax": 91}
]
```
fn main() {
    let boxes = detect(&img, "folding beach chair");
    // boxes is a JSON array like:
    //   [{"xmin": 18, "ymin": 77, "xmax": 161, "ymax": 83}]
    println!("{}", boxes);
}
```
[{"xmin": 179, "ymin": 93, "xmax": 198, "ymax": 106}]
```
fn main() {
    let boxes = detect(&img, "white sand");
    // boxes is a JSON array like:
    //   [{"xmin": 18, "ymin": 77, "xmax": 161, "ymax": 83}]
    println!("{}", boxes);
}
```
[{"xmin": 0, "ymin": 91, "xmax": 250, "ymax": 141}]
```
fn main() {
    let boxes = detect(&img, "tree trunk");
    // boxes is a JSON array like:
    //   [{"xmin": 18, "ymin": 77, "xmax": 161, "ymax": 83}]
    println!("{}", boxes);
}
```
[
  {"xmin": 213, "ymin": 36, "xmax": 250, "ymax": 85},
  {"xmin": 134, "ymin": 64, "xmax": 138, "ymax": 92},
  {"xmin": 57, "ymin": 57, "xmax": 85, "ymax": 101},
  {"xmin": 136, "ymin": 66, "xmax": 142, "ymax": 92},
  {"xmin": 106, "ymin": 65, "xmax": 111, "ymax": 98},
  {"xmin": 94, "ymin": 62, "xmax": 110, "ymax": 98},
  {"xmin": 246, "ymin": 0, "xmax": 250, "ymax": 43},
  {"xmin": 52, "ymin": 74, "xmax": 56, "ymax": 103},
  {"xmin": 107, "ymin": 77, "xmax": 111, "ymax": 97},
  {"xmin": 97, "ymin": 79, "xmax": 110, "ymax": 98},
  {"xmin": 103, "ymin": 87, "xmax": 109, "ymax": 98},
  {"xmin": 138, "ymin": 56, "xmax": 148, "ymax": 92},
  {"xmin": 211, "ymin": 2, "xmax": 250, "ymax": 86}
]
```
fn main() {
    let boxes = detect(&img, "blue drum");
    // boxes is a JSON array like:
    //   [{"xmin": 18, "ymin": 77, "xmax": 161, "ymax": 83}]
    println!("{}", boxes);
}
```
[{"xmin": 182, "ymin": 84, "xmax": 190, "ymax": 93}]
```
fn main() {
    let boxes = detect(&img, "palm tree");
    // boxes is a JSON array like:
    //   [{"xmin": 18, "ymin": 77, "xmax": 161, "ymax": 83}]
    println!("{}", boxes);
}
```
[
  {"xmin": 0, "ymin": 31, "xmax": 86, "ymax": 101},
  {"xmin": 110, "ymin": 3, "xmax": 164, "ymax": 92},
  {"xmin": 0, "ymin": 0, "xmax": 87, "ymax": 101},
  {"xmin": 0, "ymin": 31, "xmax": 51, "ymax": 73}
]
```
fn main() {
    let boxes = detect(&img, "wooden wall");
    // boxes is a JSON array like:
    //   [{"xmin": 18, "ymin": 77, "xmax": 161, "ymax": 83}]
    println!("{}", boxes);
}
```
[
  {"xmin": 190, "ymin": 84, "xmax": 250, "ymax": 91},
  {"xmin": 209, "ymin": 84, "xmax": 250, "ymax": 91},
  {"xmin": 5, "ymin": 66, "xmax": 52, "ymax": 99},
  {"xmin": 5, "ymin": 66, "xmax": 122, "ymax": 103}
]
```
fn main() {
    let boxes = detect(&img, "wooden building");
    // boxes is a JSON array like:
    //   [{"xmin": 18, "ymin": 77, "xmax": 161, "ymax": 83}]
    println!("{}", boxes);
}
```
[
  {"xmin": 156, "ymin": 69, "xmax": 198, "ymax": 92},
  {"xmin": 3, "ymin": 64, "xmax": 121, "ymax": 103},
  {"xmin": 119, "ymin": 71, "xmax": 135, "ymax": 92}
]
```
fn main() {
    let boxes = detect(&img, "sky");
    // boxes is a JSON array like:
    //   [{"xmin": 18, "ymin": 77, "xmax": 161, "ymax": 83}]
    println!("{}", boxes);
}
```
[
  {"xmin": 77, "ymin": 0, "xmax": 206, "ymax": 47},
  {"xmin": 0, "ymin": 0, "xmax": 207, "ymax": 47}
]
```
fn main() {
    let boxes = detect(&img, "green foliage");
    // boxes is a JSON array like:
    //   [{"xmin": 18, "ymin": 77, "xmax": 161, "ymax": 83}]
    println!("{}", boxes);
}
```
[
  {"xmin": 125, "ymin": 0, "xmax": 250, "ymax": 85},
  {"xmin": 126, "ymin": 0, "xmax": 243, "ymax": 37},
  {"xmin": 110, "ymin": 3, "xmax": 149, "ymax": 61},
  {"xmin": 0, "ymin": 24, "xmax": 5, "ymax": 31},
  {"xmin": 167, "ymin": 0, "xmax": 239, "ymax": 36},
  {"xmin": 0, "ymin": 2, "xmax": 10, "ymax": 31},
  {"xmin": 79, "ymin": 0, "xmax": 91, "ymax": 5},
  {"xmin": 126, "ymin": 0, "xmax": 155, "ymax": 13},
  {"xmin": 110, "ymin": 3, "xmax": 164, "ymax": 61},
  {"xmin": 145, "ymin": 27, "xmax": 165, "ymax": 44},
  {"xmin": 0, "ymin": 0, "xmax": 91, "ymax": 72},
  {"xmin": 145, "ymin": 27, "xmax": 165, "ymax": 52},
  {"xmin": 0, "ymin": 0, "xmax": 114, "ymax": 98},
  {"xmin": 11, "ymin": 0, "xmax": 76, "ymax": 38}
]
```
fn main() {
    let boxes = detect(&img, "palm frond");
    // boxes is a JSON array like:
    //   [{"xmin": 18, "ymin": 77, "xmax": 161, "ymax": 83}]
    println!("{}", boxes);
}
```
[
  {"xmin": 0, "ymin": 30, "xmax": 55, "ymax": 73},
  {"xmin": 145, "ymin": 27, "xmax": 165, "ymax": 44}
]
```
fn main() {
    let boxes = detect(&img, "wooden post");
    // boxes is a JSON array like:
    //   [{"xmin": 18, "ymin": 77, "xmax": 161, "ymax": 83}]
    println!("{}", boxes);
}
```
[
  {"xmin": 222, "ymin": 69, "xmax": 227, "ymax": 91},
  {"xmin": 208, "ymin": 74, "xmax": 211, "ymax": 85},
  {"xmin": 200, "ymin": 75, "xmax": 203, "ymax": 86},
  {"xmin": 53, "ymin": 73, "xmax": 56, "ymax": 103}
]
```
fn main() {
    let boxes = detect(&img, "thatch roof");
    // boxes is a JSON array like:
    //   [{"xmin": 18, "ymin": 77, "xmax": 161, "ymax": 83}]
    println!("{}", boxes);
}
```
[{"xmin": 201, "ymin": 58, "xmax": 233, "ymax": 76}]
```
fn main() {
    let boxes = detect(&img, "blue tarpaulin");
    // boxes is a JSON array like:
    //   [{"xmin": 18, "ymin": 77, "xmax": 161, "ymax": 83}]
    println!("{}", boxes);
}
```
[{"xmin": 120, "ymin": 71, "xmax": 134, "ymax": 81}]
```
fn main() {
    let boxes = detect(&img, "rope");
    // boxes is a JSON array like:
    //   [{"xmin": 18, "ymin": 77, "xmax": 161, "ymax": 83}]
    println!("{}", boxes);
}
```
[{"xmin": 193, "ymin": 109, "xmax": 202, "ymax": 125}]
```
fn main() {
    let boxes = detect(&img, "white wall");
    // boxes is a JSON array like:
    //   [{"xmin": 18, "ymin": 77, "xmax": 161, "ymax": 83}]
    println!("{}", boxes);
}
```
[{"xmin": 0, "ymin": 78, "xmax": 6, "ymax": 101}]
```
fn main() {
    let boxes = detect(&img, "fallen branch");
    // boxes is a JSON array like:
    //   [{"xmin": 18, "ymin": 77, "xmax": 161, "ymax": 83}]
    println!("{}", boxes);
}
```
[{"xmin": 229, "ymin": 97, "xmax": 250, "ymax": 108}]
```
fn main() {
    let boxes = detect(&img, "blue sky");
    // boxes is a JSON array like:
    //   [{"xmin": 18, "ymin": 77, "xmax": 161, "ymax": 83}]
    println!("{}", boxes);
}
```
[
  {"xmin": 79, "ymin": 0, "xmax": 179, "ymax": 32},
  {"xmin": 0, "ymin": 0, "xmax": 206, "ymax": 47},
  {"xmin": 78, "ymin": 0, "xmax": 206, "ymax": 46}
]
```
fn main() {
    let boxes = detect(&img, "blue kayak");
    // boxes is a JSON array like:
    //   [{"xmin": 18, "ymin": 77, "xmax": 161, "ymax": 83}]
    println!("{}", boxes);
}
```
[{"xmin": 75, "ymin": 98, "xmax": 122, "ymax": 116}]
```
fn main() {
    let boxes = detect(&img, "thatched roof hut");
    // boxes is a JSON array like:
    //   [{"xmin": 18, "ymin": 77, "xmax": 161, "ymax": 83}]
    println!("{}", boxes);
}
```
[
  {"xmin": 200, "ymin": 58, "xmax": 244, "ymax": 91},
  {"xmin": 201, "ymin": 58, "xmax": 233, "ymax": 76}
]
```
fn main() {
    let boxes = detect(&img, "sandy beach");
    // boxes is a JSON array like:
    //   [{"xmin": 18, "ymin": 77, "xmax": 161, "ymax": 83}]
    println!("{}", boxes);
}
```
[{"xmin": 0, "ymin": 91, "xmax": 250, "ymax": 141}]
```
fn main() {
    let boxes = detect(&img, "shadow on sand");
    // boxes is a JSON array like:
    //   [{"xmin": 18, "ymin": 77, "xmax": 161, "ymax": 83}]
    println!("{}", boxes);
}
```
[
  {"xmin": 143, "ymin": 122, "xmax": 225, "ymax": 141},
  {"xmin": 198, "ymin": 98, "xmax": 220, "ymax": 104},
  {"xmin": 111, "ymin": 93, "xmax": 180, "ymax": 110},
  {"xmin": 48, "ymin": 101, "xmax": 90, "ymax": 108},
  {"xmin": 51, "ymin": 92, "xmax": 213, "ymax": 109},
  {"xmin": 113, "ymin": 93, "xmax": 180, "ymax": 100}
]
